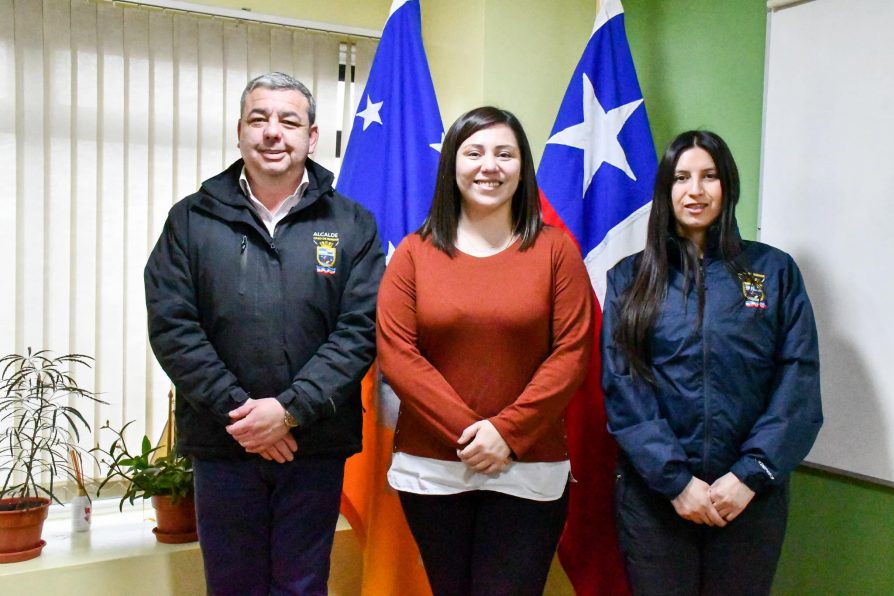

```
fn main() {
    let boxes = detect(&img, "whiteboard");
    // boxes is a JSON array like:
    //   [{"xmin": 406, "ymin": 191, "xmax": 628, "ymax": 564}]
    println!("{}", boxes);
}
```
[{"xmin": 760, "ymin": 0, "xmax": 894, "ymax": 484}]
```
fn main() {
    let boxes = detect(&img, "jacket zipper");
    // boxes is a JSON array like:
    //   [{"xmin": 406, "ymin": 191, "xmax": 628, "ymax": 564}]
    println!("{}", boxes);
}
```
[
  {"xmin": 238, "ymin": 234, "xmax": 248, "ymax": 295},
  {"xmin": 700, "ymin": 259, "xmax": 711, "ymax": 478}
]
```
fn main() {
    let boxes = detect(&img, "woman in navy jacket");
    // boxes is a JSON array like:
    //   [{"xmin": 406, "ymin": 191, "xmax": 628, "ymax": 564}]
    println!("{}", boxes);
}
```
[{"xmin": 602, "ymin": 130, "xmax": 822, "ymax": 596}]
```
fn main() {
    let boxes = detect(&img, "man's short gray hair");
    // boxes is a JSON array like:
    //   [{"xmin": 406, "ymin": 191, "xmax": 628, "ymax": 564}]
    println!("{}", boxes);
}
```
[{"xmin": 240, "ymin": 72, "xmax": 316, "ymax": 125}]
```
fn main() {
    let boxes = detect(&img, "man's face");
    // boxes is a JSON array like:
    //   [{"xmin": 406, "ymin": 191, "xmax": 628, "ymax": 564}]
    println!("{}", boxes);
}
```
[{"xmin": 237, "ymin": 87, "xmax": 319, "ymax": 184}]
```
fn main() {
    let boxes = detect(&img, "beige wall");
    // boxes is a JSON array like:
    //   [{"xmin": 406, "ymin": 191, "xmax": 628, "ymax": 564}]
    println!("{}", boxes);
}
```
[
  {"xmin": 430, "ymin": 0, "xmax": 596, "ymax": 163},
  {"xmin": 186, "ymin": 0, "xmax": 596, "ymax": 164},
  {"xmin": 480, "ymin": 0, "xmax": 595, "ymax": 162},
  {"xmin": 421, "ymin": 0, "xmax": 486, "ymax": 128}
]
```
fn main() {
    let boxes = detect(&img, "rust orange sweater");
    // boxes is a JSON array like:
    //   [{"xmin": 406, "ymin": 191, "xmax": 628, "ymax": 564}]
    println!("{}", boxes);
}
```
[{"xmin": 376, "ymin": 227, "xmax": 594, "ymax": 462}]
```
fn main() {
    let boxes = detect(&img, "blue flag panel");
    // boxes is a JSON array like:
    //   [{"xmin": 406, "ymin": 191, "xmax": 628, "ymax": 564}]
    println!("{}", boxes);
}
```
[{"xmin": 337, "ymin": 0, "xmax": 444, "ymax": 257}]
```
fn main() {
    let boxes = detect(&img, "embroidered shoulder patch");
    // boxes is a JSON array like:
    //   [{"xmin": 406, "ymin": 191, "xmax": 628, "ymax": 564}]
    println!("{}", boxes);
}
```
[
  {"xmin": 313, "ymin": 231, "xmax": 339, "ymax": 275},
  {"xmin": 739, "ymin": 272, "xmax": 767, "ymax": 309}
]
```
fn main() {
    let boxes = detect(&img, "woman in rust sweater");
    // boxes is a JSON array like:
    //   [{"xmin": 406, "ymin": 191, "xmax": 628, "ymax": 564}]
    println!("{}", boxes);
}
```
[{"xmin": 376, "ymin": 106, "xmax": 594, "ymax": 596}]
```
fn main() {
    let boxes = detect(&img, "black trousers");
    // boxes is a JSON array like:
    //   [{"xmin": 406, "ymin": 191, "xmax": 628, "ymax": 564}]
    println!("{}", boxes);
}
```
[
  {"xmin": 399, "ymin": 487, "xmax": 569, "ymax": 596},
  {"xmin": 615, "ymin": 462, "xmax": 789, "ymax": 596}
]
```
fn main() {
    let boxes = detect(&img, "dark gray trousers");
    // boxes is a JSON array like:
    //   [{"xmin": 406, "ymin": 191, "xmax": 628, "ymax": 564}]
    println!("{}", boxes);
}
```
[{"xmin": 615, "ymin": 461, "xmax": 789, "ymax": 596}]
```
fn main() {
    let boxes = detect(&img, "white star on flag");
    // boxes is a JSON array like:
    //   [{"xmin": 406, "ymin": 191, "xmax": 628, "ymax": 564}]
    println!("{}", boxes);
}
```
[
  {"xmin": 429, "ymin": 131, "xmax": 444, "ymax": 153},
  {"xmin": 547, "ymin": 72, "xmax": 643, "ymax": 197},
  {"xmin": 385, "ymin": 241, "xmax": 397, "ymax": 265},
  {"xmin": 356, "ymin": 95, "xmax": 384, "ymax": 130}
]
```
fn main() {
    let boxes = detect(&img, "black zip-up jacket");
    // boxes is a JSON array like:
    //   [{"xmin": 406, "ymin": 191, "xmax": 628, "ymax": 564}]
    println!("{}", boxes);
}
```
[{"xmin": 145, "ymin": 159, "xmax": 384, "ymax": 459}]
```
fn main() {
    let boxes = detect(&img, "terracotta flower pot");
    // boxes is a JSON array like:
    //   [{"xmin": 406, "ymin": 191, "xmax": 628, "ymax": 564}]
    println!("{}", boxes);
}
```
[
  {"xmin": 0, "ymin": 497, "xmax": 51, "ymax": 563},
  {"xmin": 151, "ymin": 495, "xmax": 197, "ymax": 544}
]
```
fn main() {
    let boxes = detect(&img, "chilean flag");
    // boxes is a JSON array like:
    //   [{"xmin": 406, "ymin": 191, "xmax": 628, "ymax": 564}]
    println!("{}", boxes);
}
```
[{"xmin": 537, "ymin": 1, "xmax": 657, "ymax": 593}]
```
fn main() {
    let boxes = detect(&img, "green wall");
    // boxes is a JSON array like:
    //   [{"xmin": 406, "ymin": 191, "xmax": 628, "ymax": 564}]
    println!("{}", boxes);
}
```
[
  {"xmin": 625, "ymin": 1, "xmax": 894, "ymax": 594},
  {"xmin": 625, "ymin": 0, "xmax": 766, "ymax": 240},
  {"xmin": 777, "ymin": 469, "xmax": 894, "ymax": 595}
]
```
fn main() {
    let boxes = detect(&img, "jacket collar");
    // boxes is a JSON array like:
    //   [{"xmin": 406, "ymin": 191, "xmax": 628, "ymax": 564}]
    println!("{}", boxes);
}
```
[
  {"xmin": 667, "ymin": 221, "xmax": 743, "ymax": 267},
  {"xmin": 194, "ymin": 159, "xmax": 335, "ymax": 227}
]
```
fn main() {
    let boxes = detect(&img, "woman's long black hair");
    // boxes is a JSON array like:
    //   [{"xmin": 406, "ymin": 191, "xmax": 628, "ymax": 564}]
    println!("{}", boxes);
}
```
[
  {"xmin": 615, "ymin": 130, "xmax": 749, "ymax": 382},
  {"xmin": 419, "ymin": 106, "xmax": 542, "ymax": 256}
]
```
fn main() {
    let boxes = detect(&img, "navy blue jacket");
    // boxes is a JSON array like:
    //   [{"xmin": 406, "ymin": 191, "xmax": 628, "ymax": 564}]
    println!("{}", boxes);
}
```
[
  {"xmin": 602, "ymin": 239, "xmax": 822, "ymax": 498},
  {"xmin": 145, "ymin": 159, "xmax": 384, "ymax": 459}
]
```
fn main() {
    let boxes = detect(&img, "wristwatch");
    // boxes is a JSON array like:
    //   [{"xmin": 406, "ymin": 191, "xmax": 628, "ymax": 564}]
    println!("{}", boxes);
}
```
[{"xmin": 283, "ymin": 408, "xmax": 299, "ymax": 429}]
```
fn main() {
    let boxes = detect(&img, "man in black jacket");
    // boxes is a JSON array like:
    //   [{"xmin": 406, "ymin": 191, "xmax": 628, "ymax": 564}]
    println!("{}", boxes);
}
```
[{"xmin": 145, "ymin": 72, "xmax": 384, "ymax": 595}]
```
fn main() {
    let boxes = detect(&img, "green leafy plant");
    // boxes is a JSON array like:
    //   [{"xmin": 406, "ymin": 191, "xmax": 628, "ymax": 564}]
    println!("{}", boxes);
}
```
[
  {"xmin": 95, "ymin": 421, "xmax": 193, "ymax": 510},
  {"xmin": 0, "ymin": 349, "xmax": 102, "ymax": 508}
]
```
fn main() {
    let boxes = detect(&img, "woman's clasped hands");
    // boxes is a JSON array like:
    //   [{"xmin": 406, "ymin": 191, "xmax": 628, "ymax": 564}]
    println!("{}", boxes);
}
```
[
  {"xmin": 456, "ymin": 420, "xmax": 512, "ymax": 475},
  {"xmin": 672, "ymin": 472, "xmax": 756, "ymax": 527}
]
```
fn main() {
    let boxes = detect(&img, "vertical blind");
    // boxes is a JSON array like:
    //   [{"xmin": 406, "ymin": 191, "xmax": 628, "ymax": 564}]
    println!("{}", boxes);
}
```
[{"xmin": 0, "ymin": 0, "xmax": 376, "ymax": 474}]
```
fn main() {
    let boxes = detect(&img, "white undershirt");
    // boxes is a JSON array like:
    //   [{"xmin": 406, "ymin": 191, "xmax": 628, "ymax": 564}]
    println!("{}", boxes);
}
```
[
  {"xmin": 388, "ymin": 452, "xmax": 570, "ymax": 501},
  {"xmin": 239, "ymin": 168, "xmax": 309, "ymax": 236}
]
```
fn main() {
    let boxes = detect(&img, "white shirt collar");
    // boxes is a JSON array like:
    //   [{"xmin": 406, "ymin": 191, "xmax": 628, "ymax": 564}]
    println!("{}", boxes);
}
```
[{"xmin": 238, "ymin": 167, "xmax": 310, "ymax": 236}]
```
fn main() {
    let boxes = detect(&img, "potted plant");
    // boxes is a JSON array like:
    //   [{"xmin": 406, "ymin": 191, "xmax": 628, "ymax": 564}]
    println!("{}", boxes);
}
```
[
  {"xmin": 0, "ymin": 349, "xmax": 102, "ymax": 563},
  {"xmin": 95, "ymin": 420, "xmax": 197, "ymax": 544}
]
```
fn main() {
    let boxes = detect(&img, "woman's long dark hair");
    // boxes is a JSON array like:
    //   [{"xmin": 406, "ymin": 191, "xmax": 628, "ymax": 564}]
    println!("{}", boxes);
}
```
[
  {"xmin": 419, "ymin": 106, "xmax": 542, "ymax": 256},
  {"xmin": 615, "ymin": 130, "xmax": 749, "ymax": 382}
]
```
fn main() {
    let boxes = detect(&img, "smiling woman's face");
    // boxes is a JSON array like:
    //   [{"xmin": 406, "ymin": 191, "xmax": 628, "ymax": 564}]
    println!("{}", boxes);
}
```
[
  {"xmin": 671, "ymin": 146, "xmax": 724, "ymax": 246},
  {"xmin": 455, "ymin": 124, "xmax": 521, "ymax": 219}
]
